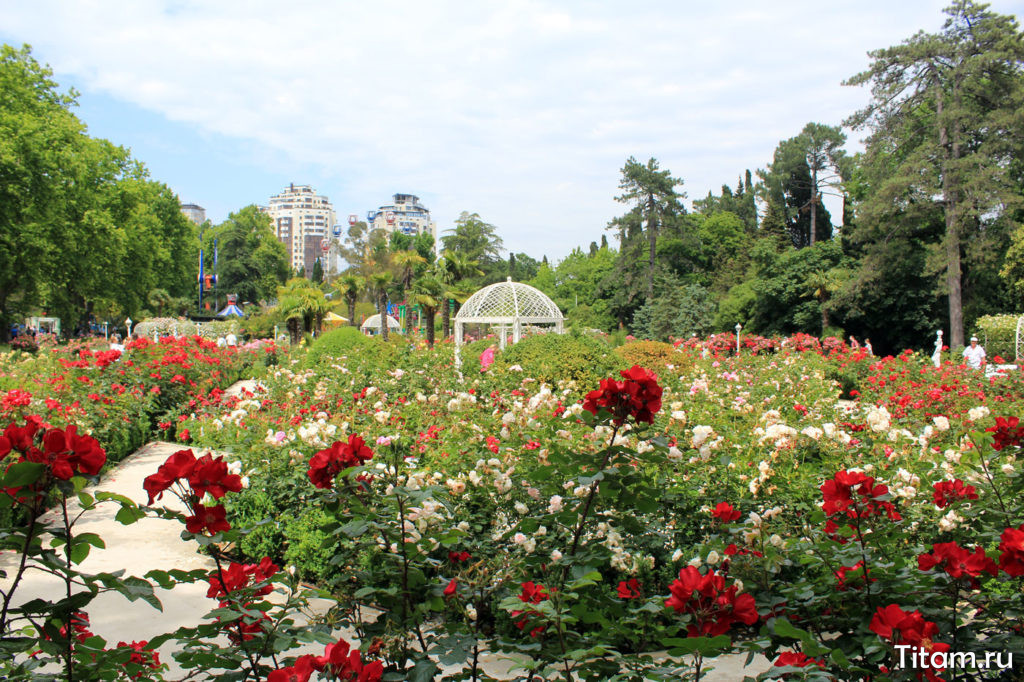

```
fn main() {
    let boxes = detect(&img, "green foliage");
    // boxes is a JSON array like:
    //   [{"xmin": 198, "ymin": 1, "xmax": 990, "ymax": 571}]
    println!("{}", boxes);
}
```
[
  {"xmin": 528, "ymin": 246, "xmax": 617, "ymax": 332},
  {"xmin": 631, "ymin": 282, "xmax": 716, "ymax": 341},
  {"xmin": 203, "ymin": 205, "xmax": 289, "ymax": 305},
  {"xmin": 974, "ymin": 313, "xmax": 1021, "ymax": 360},
  {"xmin": 441, "ymin": 212, "xmax": 505, "ymax": 285},
  {"xmin": 306, "ymin": 325, "xmax": 371, "ymax": 366},
  {"xmin": 283, "ymin": 508, "xmax": 342, "ymax": 584},
  {"xmin": 0, "ymin": 45, "xmax": 202, "ymax": 339},
  {"xmin": 844, "ymin": 0, "xmax": 1024, "ymax": 346},
  {"xmin": 748, "ymin": 241, "xmax": 849, "ymax": 336},
  {"xmin": 715, "ymin": 279, "xmax": 757, "ymax": 330},
  {"xmin": 758, "ymin": 122, "xmax": 846, "ymax": 248},
  {"xmin": 491, "ymin": 331, "xmax": 623, "ymax": 390},
  {"xmin": 613, "ymin": 157, "xmax": 687, "ymax": 302}
]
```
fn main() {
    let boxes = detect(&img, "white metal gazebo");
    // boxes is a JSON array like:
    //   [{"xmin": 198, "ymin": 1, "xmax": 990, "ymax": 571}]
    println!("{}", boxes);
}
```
[
  {"xmin": 360, "ymin": 314, "xmax": 401, "ymax": 335},
  {"xmin": 454, "ymin": 278, "xmax": 565, "ymax": 367}
]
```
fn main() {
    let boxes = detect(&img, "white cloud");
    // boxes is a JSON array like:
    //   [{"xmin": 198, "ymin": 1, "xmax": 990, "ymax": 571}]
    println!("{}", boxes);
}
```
[{"xmin": 2, "ymin": 0, "xmax": 1018, "ymax": 259}]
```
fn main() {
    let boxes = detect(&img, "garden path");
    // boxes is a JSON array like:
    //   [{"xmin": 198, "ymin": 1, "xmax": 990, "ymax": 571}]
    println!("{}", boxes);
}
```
[{"xmin": 1, "ymin": 378, "xmax": 772, "ymax": 680}]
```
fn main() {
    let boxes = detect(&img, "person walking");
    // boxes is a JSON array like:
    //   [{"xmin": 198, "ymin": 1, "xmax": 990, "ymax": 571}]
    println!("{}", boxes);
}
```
[{"xmin": 962, "ymin": 336, "xmax": 986, "ymax": 369}]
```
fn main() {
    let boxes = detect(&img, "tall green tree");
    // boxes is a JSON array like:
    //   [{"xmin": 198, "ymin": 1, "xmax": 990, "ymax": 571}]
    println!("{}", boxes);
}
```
[
  {"xmin": 758, "ymin": 124, "xmax": 844, "ymax": 248},
  {"xmin": 0, "ymin": 45, "xmax": 90, "ymax": 339},
  {"xmin": 845, "ymin": 0, "xmax": 1024, "ymax": 347},
  {"xmin": 441, "ymin": 212, "xmax": 504, "ymax": 283},
  {"xmin": 614, "ymin": 157, "xmax": 686, "ymax": 300},
  {"xmin": 204, "ymin": 205, "xmax": 289, "ymax": 306}
]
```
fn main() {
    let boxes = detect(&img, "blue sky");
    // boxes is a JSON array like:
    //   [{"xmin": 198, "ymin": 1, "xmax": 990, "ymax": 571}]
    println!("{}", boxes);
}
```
[{"xmin": 3, "ymin": 0, "xmax": 1021, "ymax": 261}]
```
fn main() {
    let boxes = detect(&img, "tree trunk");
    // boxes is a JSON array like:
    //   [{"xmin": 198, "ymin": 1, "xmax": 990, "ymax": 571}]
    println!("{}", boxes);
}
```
[
  {"xmin": 442, "ymin": 300, "xmax": 451, "ymax": 340},
  {"xmin": 425, "ymin": 306, "xmax": 436, "ymax": 348},
  {"xmin": 0, "ymin": 290, "xmax": 9, "ymax": 343},
  {"xmin": 379, "ymin": 293, "xmax": 389, "ymax": 341},
  {"xmin": 347, "ymin": 297, "xmax": 357, "ymax": 327},
  {"xmin": 937, "ymin": 84, "xmax": 964, "ymax": 348},
  {"xmin": 809, "ymin": 167, "xmax": 818, "ymax": 246},
  {"xmin": 405, "ymin": 304, "xmax": 413, "ymax": 335},
  {"xmin": 646, "ymin": 196, "xmax": 656, "ymax": 301},
  {"xmin": 287, "ymin": 318, "xmax": 300, "ymax": 345}
]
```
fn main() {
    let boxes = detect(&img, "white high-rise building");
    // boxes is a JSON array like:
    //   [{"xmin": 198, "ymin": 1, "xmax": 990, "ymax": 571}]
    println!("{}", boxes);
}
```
[
  {"xmin": 367, "ymin": 193, "xmax": 437, "ymax": 248},
  {"xmin": 179, "ymin": 202, "xmax": 206, "ymax": 225},
  {"xmin": 262, "ymin": 184, "xmax": 338, "ymax": 276}
]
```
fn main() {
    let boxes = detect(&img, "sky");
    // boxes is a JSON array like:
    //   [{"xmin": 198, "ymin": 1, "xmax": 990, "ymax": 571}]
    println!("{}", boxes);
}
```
[{"xmin": 3, "ymin": 0, "xmax": 1022, "ymax": 262}]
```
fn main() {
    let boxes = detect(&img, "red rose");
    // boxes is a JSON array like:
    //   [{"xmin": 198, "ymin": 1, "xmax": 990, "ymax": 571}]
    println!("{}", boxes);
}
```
[
  {"xmin": 616, "ymin": 578, "xmax": 642, "ymax": 599},
  {"xmin": 775, "ymin": 651, "xmax": 824, "ymax": 668},
  {"xmin": 308, "ymin": 434, "xmax": 374, "ymax": 489},
  {"xmin": 665, "ymin": 565, "xmax": 758, "ymax": 637},
  {"xmin": 268, "ymin": 656, "xmax": 316, "ymax": 682},
  {"xmin": 188, "ymin": 453, "xmax": 243, "ymax": 499},
  {"xmin": 998, "ymin": 524, "xmax": 1024, "ymax": 576},
  {"xmin": 582, "ymin": 365, "xmax": 663, "ymax": 425},
  {"xmin": 821, "ymin": 469, "xmax": 900, "ymax": 521},
  {"xmin": 711, "ymin": 502, "xmax": 741, "ymax": 522},
  {"xmin": 987, "ymin": 416, "xmax": 1024, "ymax": 451},
  {"xmin": 918, "ymin": 542, "xmax": 998, "ymax": 586},
  {"xmin": 932, "ymin": 479, "xmax": 978, "ymax": 509},
  {"xmin": 185, "ymin": 503, "xmax": 230, "ymax": 534}
]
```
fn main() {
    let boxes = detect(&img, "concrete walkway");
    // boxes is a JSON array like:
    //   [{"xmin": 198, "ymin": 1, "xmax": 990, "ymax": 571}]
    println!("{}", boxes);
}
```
[{"xmin": 1, "ymin": 377, "xmax": 772, "ymax": 680}]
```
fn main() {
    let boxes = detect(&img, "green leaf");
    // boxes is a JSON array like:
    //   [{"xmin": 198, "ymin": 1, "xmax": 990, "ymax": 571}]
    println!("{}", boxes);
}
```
[
  {"xmin": 663, "ymin": 635, "xmax": 731, "ymax": 656},
  {"xmin": 115, "ymin": 505, "xmax": 146, "ymax": 525},
  {"xmin": 2, "ymin": 461, "xmax": 46, "ymax": 488},
  {"xmin": 408, "ymin": 658, "xmax": 439, "ymax": 682}
]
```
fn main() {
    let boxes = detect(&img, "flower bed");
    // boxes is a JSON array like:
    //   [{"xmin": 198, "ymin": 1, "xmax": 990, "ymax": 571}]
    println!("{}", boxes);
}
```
[{"xmin": 3, "ymin": 333, "xmax": 1023, "ymax": 680}]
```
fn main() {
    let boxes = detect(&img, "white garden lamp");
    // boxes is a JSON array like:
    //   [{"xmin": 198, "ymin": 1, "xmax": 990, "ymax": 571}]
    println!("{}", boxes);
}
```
[
  {"xmin": 735, "ymin": 323, "xmax": 742, "ymax": 353},
  {"xmin": 125, "ymin": 317, "xmax": 133, "ymax": 339}
]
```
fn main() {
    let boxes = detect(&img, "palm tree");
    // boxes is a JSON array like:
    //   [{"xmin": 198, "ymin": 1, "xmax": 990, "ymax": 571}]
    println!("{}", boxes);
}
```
[
  {"xmin": 392, "ymin": 250, "xmax": 426, "ymax": 334},
  {"xmin": 368, "ymin": 271, "xmax": 393, "ymax": 341},
  {"xmin": 410, "ymin": 273, "xmax": 443, "ymax": 348},
  {"xmin": 804, "ymin": 268, "xmax": 845, "ymax": 333},
  {"xmin": 337, "ymin": 273, "xmax": 364, "ymax": 328},
  {"xmin": 147, "ymin": 288, "xmax": 172, "ymax": 318},
  {"xmin": 276, "ymin": 278, "xmax": 328, "ymax": 343},
  {"xmin": 438, "ymin": 250, "xmax": 482, "ymax": 339}
]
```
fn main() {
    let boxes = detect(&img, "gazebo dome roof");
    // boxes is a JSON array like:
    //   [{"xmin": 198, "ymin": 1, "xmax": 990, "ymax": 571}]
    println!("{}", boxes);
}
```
[
  {"xmin": 455, "ymin": 278, "xmax": 564, "ymax": 324},
  {"xmin": 360, "ymin": 314, "xmax": 401, "ymax": 330}
]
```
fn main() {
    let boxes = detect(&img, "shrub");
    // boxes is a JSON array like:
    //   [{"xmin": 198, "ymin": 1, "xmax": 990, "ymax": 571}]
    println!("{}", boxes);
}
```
[
  {"xmin": 614, "ymin": 340, "xmax": 678, "ymax": 372},
  {"xmin": 283, "ymin": 507, "xmax": 343, "ymax": 584},
  {"xmin": 491, "ymin": 331, "xmax": 623, "ymax": 391},
  {"xmin": 974, "ymin": 313, "xmax": 1020, "ymax": 360},
  {"xmin": 306, "ymin": 325, "xmax": 370, "ymax": 366}
]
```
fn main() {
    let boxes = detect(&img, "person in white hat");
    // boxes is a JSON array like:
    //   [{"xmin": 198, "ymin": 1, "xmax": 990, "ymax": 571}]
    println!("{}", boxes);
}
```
[{"xmin": 962, "ymin": 336, "xmax": 986, "ymax": 369}]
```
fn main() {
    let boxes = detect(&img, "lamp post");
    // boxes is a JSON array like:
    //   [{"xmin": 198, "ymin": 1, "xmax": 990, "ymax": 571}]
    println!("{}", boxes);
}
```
[
  {"xmin": 735, "ymin": 323, "xmax": 742, "ymax": 353},
  {"xmin": 125, "ymin": 317, "xmax": 133, "ymax": 339}
]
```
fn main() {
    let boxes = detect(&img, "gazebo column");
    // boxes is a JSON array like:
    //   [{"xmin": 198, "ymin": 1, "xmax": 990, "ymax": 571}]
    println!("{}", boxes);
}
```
[
  {"xmin": 498, "ymin": 325, "xmax": 507, "ymax": 350},
  {"xmin": 513, "ymin": 319, "xmax": 522, "ymax": 344},
  {"xmin": 454, "ymin": 321, "xmax": 464, "ymax": 367}
]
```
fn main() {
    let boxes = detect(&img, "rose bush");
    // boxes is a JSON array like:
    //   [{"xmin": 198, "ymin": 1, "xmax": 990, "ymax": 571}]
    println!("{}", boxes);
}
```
[{"xmin": 2, "ymin": 331, "xmax": 1023, "ymax": 680}]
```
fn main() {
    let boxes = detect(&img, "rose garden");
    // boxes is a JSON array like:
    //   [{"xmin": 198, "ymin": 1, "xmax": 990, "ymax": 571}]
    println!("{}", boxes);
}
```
[{"xmin": 1, "ymin": 328, "xmax": 1022, "ymax": 681}]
